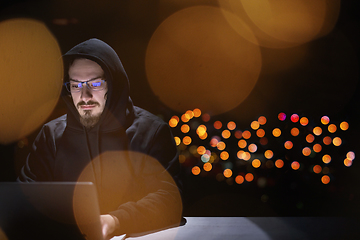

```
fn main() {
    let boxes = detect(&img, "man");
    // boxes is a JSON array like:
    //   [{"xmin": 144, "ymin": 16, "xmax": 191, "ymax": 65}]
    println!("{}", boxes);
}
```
[{"xmin": 19, "ymin": 38, "xmax": 183, "ymax": 239}]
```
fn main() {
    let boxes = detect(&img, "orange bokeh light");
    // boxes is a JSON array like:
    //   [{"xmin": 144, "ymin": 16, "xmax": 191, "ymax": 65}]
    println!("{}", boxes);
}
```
[
  {"xmin": 238, "ymin": 139, "xmax": 247, "ymax": 148},
  {"xmin": 214, "ymin": 120, "xmax": 222, "ymax": 130},
  {"xmin": 347, "ymin": 151, "xmax": 355, "ymax": 161},
  {"xmin": 291, "ymin": 161, "xmax": 300, "ymax": 170},
  {"xmin": 248, "ymin": 143, "xmax": 257, "ymax": 153},
  {"xmin": 251, "ymin": 121, "xmax": 260, "ymax": 130},
  {"xmin": 322, "ymin": 154, "xmax": 331, "ymax": 164},
  {"xmin": 181, "ymin": 124, "xmax": 190, "ymax": 133},
  {"xmin": 321, "ymin": 175, "xmax": 330, "ymax": 184},
  {"xmin": 321, "ymin": 116, "xmax": 330, "ymax": 125},
  {"xmin": 284, "ymin": 141, "xmax": 293, "ymax": 150},
  {"xmin": 256, "ymin": 129, "xmax": 265, "ymax": 138},
  {"xmin": 306, "ymin": 134, "xmax": 315, "ymax": 143},
  {"xmin": 174, "ymin": 136, "xmax": 181, "ymax": 146},
  {"xmin": 234, "ymin": 130, "xmax": 242, "ymax": 139},
  {"xmin": 220, "ymin": 151, "xmax": 229, "ymax": 160},
  {"xmin": 227, "ymin": 121, "xmax": 236, "ymax": 130},
  {"xmin": 272, "ymin": 128, "xmax": 281, "ymax": 137},
  {"xmin": 300, "ymin": 117, "xmax": 309, "ymax": 126},
  {"xmin": 252, "ymin": 159, "xmax": 261, "ymax": 168},
  {"xmin": 264, "ymin": 150, "xmax": 274, "ymax": 159},
  {"xmin": 237, "ymin": 150, "xmax": 245, "ymax": 159},
  {"xmin": 344, "ymin": 158, "xmax": 353, "ymax": 167},
  {"xmin": 258, "ymin": 116, "xmax": 267, "ymax": 125},
  {"xmin": 235, "ymin": 175, "xmax": 244, "ymax": 184},
  {"xmin": 192, "ymin": 166, "xmax": 201, "ymax": 175},
  {"xmin": 291, "ymin": 127, "xmax": 300, "ymax": 137},
  {"xmin": 222, "ymin": 130, "xmax": 231, "ymax": 139},
  {"xmin": 333, "ymin": 137, "xmax": 342, "ymax": 146},
  {"xmin": 197, "ymin": 146, "xmax": 206, "ymax": 155},
  {"xmin": 242, "ymin": 130, "xmax": 251, "ymax": 139},
  {"xmin": 223, "ymin": 169, "xmax": 233, "ymax": 178},
  {"xmin": 323, "ymin": 136, "xmax": 332, "ymax": 145},
  {"xmin": 340, "ymin": 121, "xmax": 349, "ymax": 131},
  {"xmin": 275, "ymin": 159, "xmax": 284, "ymax": 168},
  {"xmin": 313, "ymin": 144, "xmax": 322, "ymax": 153},
  {"xmin": 313, "ymin": 165, "xmax": 322, "ymax": 174},
  {"xmin": 313, "ymin": 127, "xmax": 322, "ymax": 136},
  {"xmin": 183, "ymin": 136, "xmax": 192, "ymax": 145},
  {"xmin": 217, "ymin": 141, "xmax": 226, "ymax": 150},
  {"xmin": 193, "ymin": 108, "xmax": 201, "ymax": 117},
  {"xmin": 203, "ymin": 162, "xmax": 212, "ymax": 171},
  {"xmin": 302, "ymin": 147, "xmax": 311, "ymax": 156},
  {"xmin": 243, "ymin": 152, "xmax": 251, "ymax": 161},
  {"xmin": 245, "ymin": 173, "xmax": 254, "ymax": 182},
  {"xmin": 328, "ymin": 124, "xmax": 337, "ymax": 133}
]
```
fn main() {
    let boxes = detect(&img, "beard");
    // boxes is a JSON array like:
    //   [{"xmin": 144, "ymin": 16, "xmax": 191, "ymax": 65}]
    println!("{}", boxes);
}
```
[{"xmin": 77, "ymin": 100, "xmax": 102, "ymax": 129}]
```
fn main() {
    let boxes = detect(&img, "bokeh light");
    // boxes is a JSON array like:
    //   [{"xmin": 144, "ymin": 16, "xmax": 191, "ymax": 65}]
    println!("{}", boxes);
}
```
[
  {"xmin": 323, "ymin": 136, "xmax": 332, "ymax": 145},
  {"xmin": 222, "ymin": 130, "xmax": 231, "ymax": 139},
  {"xmin": 313, "ymin": 127, "xmax": 322, "ymax": 136},
  {"xmin": 169, "ymin": 116, "xmax": 179, "ymax": 128},
  {"xmin": 306, "ymin": 134, "xmax": 315, "ymax": 143},
  {"xmin": 322, "ymin": 154, "xmax": 331, "ymax": 164},
  {"xmin": 181, "ymin": 114, "xmax": 190, "ymax": 123},
  {"xmin": 252, "ymin": 159, "xmax": 261, "ymax": 168},
  {"xmin": 220, "ymin": 151, "xmax": 229, "ymax": 160},
  {"xmin": 328, "ymin": 124, "xmax": 337, "ymax": 133},
  {"xmin": 333, "ymin": 137, "xmax": 342, "ymax": 146},
  {"xmin": 181, "ymin": 124, "xmax": 190, "ymax": 133},
  {"xmin": 272, "ymin": 128, "xmax": 281, "ymax": 137},
  {"xmin": 248, "ymin": 143, "xmax": 257, "ymax": 153},
  {"xmin": 291, "ymin": 161, "xmax": 300, "ymax": 170},
  {"xmin": 214, "ymin": 121, "xmax": 222, "ymax": 130},
  {"xmin": 278, "ymin": 113, "xmax": 286, "ymax": 121},
  {"xmin": 302, "ymin": 147, "xmax": 311, "ymax": 156},
  {"xmin": 192, "ymin": 166, "xmax": 201, "ymax": 175},
  {"xmin": 313, "ymin": 165, "xmax": 322, "ymax": 174},
  {"xmin": 290, "ymin": 128, "xmax": 300, "ymax": 137},
  {"xmin": 202, "ymin": 113, "xmax": 211, "ymax": 122},
  {"xmin": 321, "ymin": 116, "xmax": 330, "ymax": 125},
  {"xmin": 245, "ymin": 173, "xmax": 254, "ymax": 182},
  {"xmin": 145, "ymin": 6, "xmax": 262, "ymax": 114},
  {"xmin": 251, "ymin": 121, "xmax": 260, "ymax": 130},
  {"xmin": 300, "ymin": 117, "xmax": 309, "ymax": 126},
  {"xmin": 275, "ymin": 159, "xmax": 284, "ymax": 168},
  {"xmin": 203, "ymin": 162, "xmax": 212, "ymax": 172},
  {"xmin": 290, "ymin": 114, "xmax": 299, "ymax": 123},
  {"xmin": 242, "ymin": 130, "xmax": 251, "ymax": 139},
  {"xmin": 347, "ymin": 151, "xmax": 355, "ymax": 161},
  {"xmin": 234, "ymin": 130, "xmax": 242, "ymax": 139},
  {"xmin": 223, "ymin": 169, "xmax": 233, "ymax": 178},
  {"xmin": 238, "ymin": 139, "xmax": 247, "ymax": 149},
  {"xmin": 258, "ymin": 116, "xmax": 267, "ymax": 125},
  {"xmin": 227, "ymin": 121, "xmax": 236, "ymax": 130},
  {"xmin": 237, "ymin": 150, "xmax": 245, "ymax": 160},
  {"xmin": 243, "ymin": 152, "xmax": 251, "ymax": 161},
  {"xmin": 197, "ymin": 146, "xmax": 206, "ymax": 155},
  {"xmin": 256, "ymin": 129, "xmax": 265, "ymax": 138},
  {"xmin": 0, "ymin": 18, "xmax": 63, "ymax": 144},
  {"xmin": 284, "ymin": 141, "xmax": 293, "ymax": 150},
  {"xmin": 183, "ymin": 136, "xmax": 192, "ymax": 145},
  {"xmin": 321, "ymin": 175, "xmax": 330, "ymax": 184},
  {"xmin": 193, "ymin": 108, "xmax": 201, "ymax": 117},
  {"xmin": 344, "ymin": 158, "xmax": 353, "ymax": 167},
  {"xmin": 217, "ymin": 141, "xmax": 226, "ymax": 151},
  {"xmin": 340, "ymin": 121, "xmax": 349, "ymax": 131},
  {"xmin": 210, "ymin": 137, "xmax": 220, "ymax": 147},
  {"xmin": 264, "ymin": 150, "xmax": 274, "ymax": 159},
  {"xmin": 235, "ymin": 175, "xmax": 244, "ymax": 184},
  {"xmin": 174, "ymin": 137, "xmax": 181, "ymax": 146},
  {"xmin": 313, "ymin": 144, "xmax": 322, "ymax": 153}
]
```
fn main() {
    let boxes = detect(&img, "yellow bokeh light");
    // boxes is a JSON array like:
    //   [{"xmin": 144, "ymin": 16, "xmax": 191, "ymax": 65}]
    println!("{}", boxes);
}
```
[
  {"xmin": 196, "ymin": 125, "xmax": 207, "ymax": 137},
  {"xmin": 340, "ymin": 121, "xmax": 349, "ymax": 131},
  {"xmin": 183, "ymin": 136, "xmax": 192, "ymax": 145},
  {"xmin": 145, "ymin": 6, "xmax": 262, "ymax": 114},
  {"xmin": 223, "ymin": 169, "xmax": 233, "ymax": 178},
  {"xmin": 186, "ymin": 110, "xmax": 194, "ymax": 119},
  {"xmin": 284, "ymin": 141, "xmax": 293, "ymax": 150},
  {"xmin": 313, "ymin": 165, "xmax": 322, "ymax": 174},
  {"xmin": 0, "ymin": 18, "xmax": 63, "ymax": 144},
  {"xmin": 181, "ymin": 124, "xmax": 190, "ymax": 133},
  {"xmin": 227, "ymin": 121, "xmax": 236, "ymax": 130},
  {"xmin": 290, "ymin": 127, "xmax": 300, "ymax": 137},
  {"xmin": 313, "ymin": 144, "xmax": 322, "ymax": 153},
  {"xmin": 169, "ymin": 116, "xmax": 179, "ymax": 128},
  {"xmin": 256, "ymin": 129, "xmax": 265, "ymax": 138},
  {"xmin": 214, "ymin": 121, "xmax": 222, "ymax": 130},
  {"xmin": 217, "ymin": 141, "xmax": 226, "ymax": 151},
  {"xmin": 300, "ymin": 117, "xmax": 309, "ymax": 126},
  {"xmin": 275, "ymin": 159, "xmax": 284, "ymax": 168},
  {"xmin": 302, "ymin": 147, "xmax": 311, "ymax": 156},
  {"xmin": 252, "ymin": 159, "xmax": 261, "ymax": 168},
  {"xmin": 238, "ymin": 139, "xmax": 247, "ymax": 148},
  {"xmin": 222, "ymin": 130, "xmax": 231, "ymax": 139},
  {"xmin": 235, "ymin": 175, "xmax": 244, "ymax": 184},
  {"xmin": 220, "ymin": 151, "xmax": 229, "ymax": 160},
  {"xmin": 245, "ymin": 173, "xmax": 254, "ymax": 182},
  {"xmin": 174, "ymin": 136, "xmax": 181, "ymax": 146},
  {"xmin": 192, "ymin": 166, "xmax": 201, "ymax": 175},
  {"xmin": 347, "ymin": 151, "xmax": 355, "ymax": 161},
  {"xmin": 333, "ymin": 137, "xmax": 342, "ymax": 146},
  {"xmin": 272, "ymin": 128, "xmax": 281, "ymax": 137},
  {"xmin": 199, "ymin": 132, "xmax": 208, "ymax": 140},
  {"xmin": 242, "ymin": 130, "xmax": 251, "ymax": 139},
  {"xmin": 193, "ymin": 108, "xmax": 202, "ymax": 117},
  {"xmin": 306, "ymin": 134, "xmax": 315, "ymax": 143},
  {"xmin": 248, "ymin": 143, "xmax": 257, "ymax": 153},
  {"xmin": 264, "ymin": 150, "xmax": 274, "ymax": 159},
  {"xmin": 321, "ymin": 175, "xmax": 330, "ymax": 184},
  {"xmin": 291, "ymin": 161, "xmax": 300, "ymax": 170},
  {"xmin": 203, "ymin": 162, "xmax": 212, "ymax": 172},
  {"xmin": 313, "ymin": 127, "xmax": 322, "ymax": 136},
  {"xmin": 328, "ymin": 124, "xmax": 337, "ymax": 133},
  {"xmin": 251, "ymin": 121, "xmax": 260, "ymax": 130},
  {"xmin": 322, "ymin": 154, "xmax": 331, "ymax": 164},
  {"xmin": 258, "ymin": 116, "xmax": 267, "ymax": 125}
]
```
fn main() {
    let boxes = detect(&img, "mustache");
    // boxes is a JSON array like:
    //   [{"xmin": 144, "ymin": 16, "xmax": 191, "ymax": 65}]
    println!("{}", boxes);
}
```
[{"xmin": 77, "ymin": 100, "xmax": 100, "ymax": 108}]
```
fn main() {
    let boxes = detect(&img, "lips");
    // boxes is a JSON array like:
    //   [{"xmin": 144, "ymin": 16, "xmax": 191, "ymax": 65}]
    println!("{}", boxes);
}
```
[{"xmin": 80, "ymin": 105, "xmax": 96, "ymax": 110}]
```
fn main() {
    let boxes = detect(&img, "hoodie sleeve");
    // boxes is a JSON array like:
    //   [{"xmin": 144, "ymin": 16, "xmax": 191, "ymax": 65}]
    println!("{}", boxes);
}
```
[{"xmin": 109, "ymin": 122, "xmax": 183, "ymax": 236}]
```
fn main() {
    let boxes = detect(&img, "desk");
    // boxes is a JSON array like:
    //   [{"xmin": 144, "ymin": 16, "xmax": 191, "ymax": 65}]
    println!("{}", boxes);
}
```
[{"xmin": 112, "ymin": 217, "xmax": 360, "ymax": 240}]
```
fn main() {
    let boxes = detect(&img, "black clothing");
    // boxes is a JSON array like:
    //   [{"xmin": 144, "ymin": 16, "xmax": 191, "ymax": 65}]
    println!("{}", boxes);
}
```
[{"xmin": 19, "ymin": 39, "xmax": 182, "ymax": 236}]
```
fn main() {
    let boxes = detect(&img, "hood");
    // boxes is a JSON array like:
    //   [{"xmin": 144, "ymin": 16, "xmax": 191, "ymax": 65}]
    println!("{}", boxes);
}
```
[{"xmin": 61, "ymin": 38, "xmax": 134, "ymax": 131}]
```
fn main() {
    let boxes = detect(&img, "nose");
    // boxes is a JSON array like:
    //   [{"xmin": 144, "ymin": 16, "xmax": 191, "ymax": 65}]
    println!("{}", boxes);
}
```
[{"xmin": 80, "ymin": 85, "xmax": 93, "ymax": 102}]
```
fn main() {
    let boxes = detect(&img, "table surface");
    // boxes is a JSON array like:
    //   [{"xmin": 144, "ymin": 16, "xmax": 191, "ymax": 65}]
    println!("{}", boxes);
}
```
[{"xmin": 112, "ymin": 217, "xmax": 360, "ymax": 240}]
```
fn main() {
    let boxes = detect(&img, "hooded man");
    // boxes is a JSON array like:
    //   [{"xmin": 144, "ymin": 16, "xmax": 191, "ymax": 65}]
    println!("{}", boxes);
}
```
[{"xmin": 19, "ymin": 39, "xmax": 183, "ymax": 239}]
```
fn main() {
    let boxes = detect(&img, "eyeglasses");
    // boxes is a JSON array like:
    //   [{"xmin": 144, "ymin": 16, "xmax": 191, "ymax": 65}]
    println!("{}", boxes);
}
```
[{"xmin": 64, "ymin": 79, "xmax": 107, "ymax": 92}]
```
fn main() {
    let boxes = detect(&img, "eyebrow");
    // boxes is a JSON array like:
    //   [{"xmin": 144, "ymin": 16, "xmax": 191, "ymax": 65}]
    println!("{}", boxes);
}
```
[{"xmin": 69, "ymin": 76, "xmax": 103, "ymax": 82}]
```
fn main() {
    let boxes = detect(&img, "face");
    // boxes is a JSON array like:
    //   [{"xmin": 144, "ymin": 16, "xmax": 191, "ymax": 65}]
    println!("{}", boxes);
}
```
[{"xmin": 68, "ymin": 58, "xmax": 108, "ymax": 128}]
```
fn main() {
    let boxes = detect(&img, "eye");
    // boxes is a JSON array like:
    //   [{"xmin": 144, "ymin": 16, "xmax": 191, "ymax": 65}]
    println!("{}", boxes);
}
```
[
  {"xmin": 70, "ymin": 83, "xmax": 82, "ymax": 89},
  {"xmin": 91, "ymin": 81, "xmax": 102, "ymax": 87}
]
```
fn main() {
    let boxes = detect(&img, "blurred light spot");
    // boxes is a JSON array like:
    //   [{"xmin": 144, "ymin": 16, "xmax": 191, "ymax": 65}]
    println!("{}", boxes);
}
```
[
  {"xmin": 217, "ymin": 141, "xmax": 226, "ymax": 150},
  {"xmin": 145, "ymin": 6, "xmax": 261, "ymax": 114},
  {"xmin": 186, "ymin": 110, "xmax": 194, "ymax": 119},
  {"xmin": 291, "ymin": 127, "xmax": 300, "ymax": 137},
  {"xmin": 258, "ymin": 116, "xmax": 267, "ymax": 125},
  {"xmin": 235, "ymin": 175, "xmax": 244, "ymax": 184},
  {"xmin": 243, "ymin": 152, "xmax": 251, "ymax": 161},
  {"xmin": 302, "ymin": 147, "xmax": 311, "ymax": 156},
  {"xmin": 0, "ymin": 18, "xmax": 63, "ymax": 144},
  {"xmin": 197, "ymin": 146, "xmax": 206, "ymax": 155},
  {"xmin": 323, "ymin": 136, "xmax": 332, "ymax": 145},
  {"xmin": 272, "ymin": 128, "xmax": 281, "ymax": 137},
  {"xmin": 291, "ymin": 114, "xmax": 299, "ymax": 123},
  {"xmin": 266, "ymin": 160, "xmax": 274, "ymax": 168},
  {"xmin": 291, "ymin": 161, "xmax": 300, "ymax": 170},
  {"xmin": 328, "ymin": 124, "xmax": 337, "ymax": 133},
  {"xmin": 210, "ymin": 136, "xmax": 220, "ymax": 147},
  {"xmin": 344, "ymin": 158, "xmax": 353, "ymax": 167},
  {"xmin": 248, "ymin": 143, "xmax": 257, "ymax": 153},
  {"xmin": 214, "ymin": 120, "xmax": 222, "ymax": 130},
  {"xmin": 313, "ymin": 127, "xmax": 322, "ymax": 136},
  {"xmin": 201, "ymin": 153, "xmax": 210, "ymax": 163},
  {"xmin": 322, "ymin": 154, "xmax": 331, "ymax": 164},
  {"xmin": 340, "ymin": 121, "xmax": 349, "ymax": 131},
  {"xmin": 313, "ymin": 144, "xmax": 322, "ymax": 153},
  {"xmin": 284, "ymin": 141, "xmax": 293, "ymax": 150},
  {"xmin": 275, "ymin": 159, "xmax": 284, "ymax": 168},
  {"xmin": 179, "ymin": 155, "xmax": 186, "ymax": 163},
  {"xmin": 238, "ymin": 139, "xmax": 247, "ymax": 148},
  {"xmin": 300, "ymin": 117, "xmax": 309, "ymax": 126},
  {"xmin": 174, "ymin": 137, "xmax": 181, "ymax": 146},
  {"xmin": 210, "ymin": 153, "xmax": 217, "ymax": 163},
  {"xmin": 169, "ymin": 116, "xmax": 179, "ymax": 127},
  {"xmin": 242, "ymin": 130, "xmax": 251, "ymax": 139},
  {"xmin": 264, "ymin": 150, "xmax": 273, "ymax": 159},
  {"xmin": 347, "ymin": 151, "xmax": 355, "ymax": 161},
  {"xmin": 192, "ymin": 166, "xmax": 201, "ymax": 175},
  {"xmin": 193, "ymin": 108, "xmax": 202, "ymax": 117},
  {"xmin": 333, "ymin": 137, "xmax": 342, "ymax": 146},
  {"xmin": 278, "ymin": 113, "xmax": 286, "ymax": 121},
  {"xmin": 220, "ymin": 151, "xmax": 229, "ymax": 160},
  {"xmin": 252, "ymin": 159, "xmax": 261, "ymax": 168},
  {"xmin": 234, "ymin": 130, "xmax": 242, "ymax": 139},
  {"xmin": 313, "ymin": 165, "xmax": 322, "ymax": 174},
  {"xmin": 227, "ymin": 121, "xmax": 236, "ymax": 130},
  {"xmin": 321, "ymin": 116, "xmax": 330, "ymax": 125},
  {"xmin": 222, "ymin": 130, "xmax": 231, "ymax": 139},
  {"xmin": 189, "ymin": 145, "xmax": 198, "ymax": 155},
  {"xmin": 251, "ymin": 121, "xmax": 260, "ymax": 130},
  {"xmin": 306, "ymin": 134, "xmax": 315, "ymax": 143},
  {"xmin": 223, "ymin": 169, "xmax": 233, "ymax": 178},
  {"xmin": 321, "ymin": 175, "xmax": 330, "ymax": 184},
  {"xmin": 202, "ymin": 113, "xmax": 211, "ymax": 122},
  {"xmin": 181, "ymin": 114, "xmax": 190, "ymax": 123},
  {"xmin": 183, "ymin": 136, "xmax": 192, "ymax": 145},
  {"xmin": 181, "ymin": 124, "xmax": 190, "ymax": 133},
  {"xmin": 237, "ymin": 150, "xmax": 245, "ymax": 159},
  {"xmin": 245, "ymin": 173, "xmax": 254, "ymax": 182},
  {"xmin": 203, "ymin": 162, "xmax": 212, "ymax": 171},
  {"xmin": 257, "ymin": 177, "xmax": 267, "ymax": 188},
  {"xmin": 199, "ymin": 132, "xmax": 208, "ymax": 140},
  {"xmin": 260, "ymin": 137, "xmax": 268, "ymax": 145},
  {"xmin": 256, "ymin": 129, "xmax": 265, "ymax": 138},
  {"xmin": 196, "ymin": 125, "xmax": 207, "ymax": 137}
]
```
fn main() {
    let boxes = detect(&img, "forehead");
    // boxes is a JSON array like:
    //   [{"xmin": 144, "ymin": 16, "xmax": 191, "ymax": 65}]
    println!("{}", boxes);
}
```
[{"xmin": 68, "ymin": 58, "xmax": 104, "ymax": 79}]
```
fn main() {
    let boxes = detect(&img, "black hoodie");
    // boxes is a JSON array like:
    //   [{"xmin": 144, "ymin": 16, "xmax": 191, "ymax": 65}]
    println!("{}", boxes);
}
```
[{"xmin": 20, "ymin": 39, "xmax": 183, "ymax": 236}]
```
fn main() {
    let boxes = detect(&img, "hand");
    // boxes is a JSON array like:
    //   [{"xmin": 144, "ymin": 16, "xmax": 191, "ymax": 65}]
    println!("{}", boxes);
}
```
[{"xmin": 100, "ymin": 214, "xmax": 117, "ymax": 240}]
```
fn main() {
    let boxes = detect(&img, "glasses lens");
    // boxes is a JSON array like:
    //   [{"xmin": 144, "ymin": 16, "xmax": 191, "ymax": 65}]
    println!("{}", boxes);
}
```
[
  {"xmin": 70, "ymin": 82, "xmax": 82, "ymax": 92},
  {"xmin": 88, "ymin": 80, "xmax": 105, "ymax": 90}
]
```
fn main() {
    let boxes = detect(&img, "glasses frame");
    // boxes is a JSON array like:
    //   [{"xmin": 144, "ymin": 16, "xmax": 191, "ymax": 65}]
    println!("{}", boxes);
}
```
[{"xmin": 64, "ymin": 79, "xmax": 107, "ymax": 93}]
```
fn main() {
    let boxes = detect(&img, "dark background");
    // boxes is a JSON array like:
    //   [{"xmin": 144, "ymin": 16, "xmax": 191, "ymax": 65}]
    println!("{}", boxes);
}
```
[{"xmin": 0, "ymin": 0, "xmax": 359, "ymax": 217}]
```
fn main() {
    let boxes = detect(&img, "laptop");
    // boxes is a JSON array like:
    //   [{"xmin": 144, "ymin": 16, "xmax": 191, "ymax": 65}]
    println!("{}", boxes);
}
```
[{"xmin": 0, "ymin": 182, "xmax": 104, "ymax": 240}]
